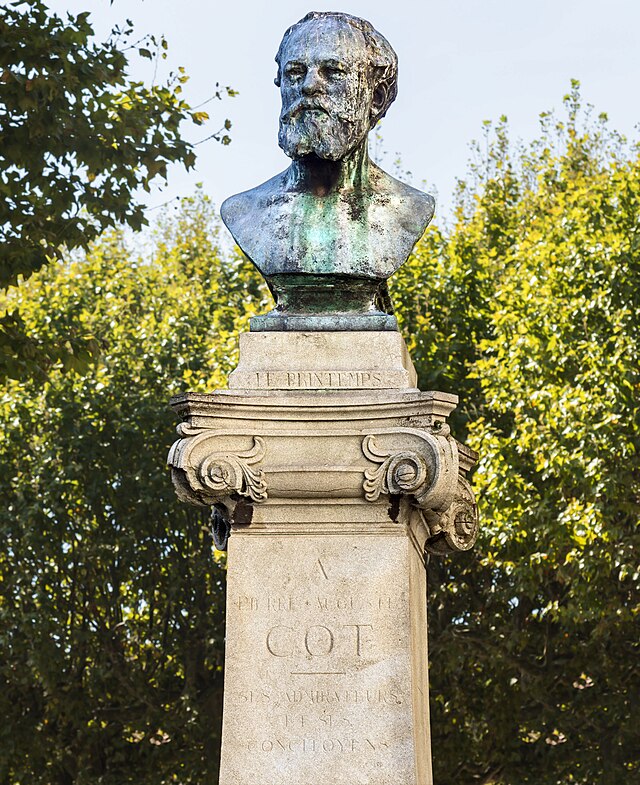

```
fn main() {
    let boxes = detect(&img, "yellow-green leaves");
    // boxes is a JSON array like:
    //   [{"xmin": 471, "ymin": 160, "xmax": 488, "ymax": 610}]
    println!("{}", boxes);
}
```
[
  {"xmin": 0, "ymin": 192, "xmax": 269, "ymax": 784},
  {"xmin": 399, "ymin": 86, "xmax": 639, "ymax": 785}
]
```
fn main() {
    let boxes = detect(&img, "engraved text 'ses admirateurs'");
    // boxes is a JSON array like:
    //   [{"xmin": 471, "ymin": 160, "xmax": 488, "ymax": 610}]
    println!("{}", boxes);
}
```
[{"xmin": 221, "ymin": 12, "xmax": 435, "ymax": 331}]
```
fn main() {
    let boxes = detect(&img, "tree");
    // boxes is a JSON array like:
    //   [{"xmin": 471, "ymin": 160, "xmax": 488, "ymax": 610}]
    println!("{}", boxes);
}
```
[
  {"xmin": 0, "ymin": 0, "xmax": 232, "ymax": 380},
  {"xmin": 0, "ymin": 191, "xmax": 269, "ymax": 785},
  {"xmin": 392, "ymin": 83, "xmax": 640, "ymax": 784}
]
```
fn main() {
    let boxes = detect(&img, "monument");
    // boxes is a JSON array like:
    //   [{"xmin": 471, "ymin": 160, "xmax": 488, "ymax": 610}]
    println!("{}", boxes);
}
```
[{"xmin": 168, "ymin": 12, "xmax": 478, "ymax": 784}]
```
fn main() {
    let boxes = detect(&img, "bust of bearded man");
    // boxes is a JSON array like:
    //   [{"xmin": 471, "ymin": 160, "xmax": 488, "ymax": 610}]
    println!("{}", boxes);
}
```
[{"xmin": 221, "ymin": 11, "xmax": 435, "ymax": 331}]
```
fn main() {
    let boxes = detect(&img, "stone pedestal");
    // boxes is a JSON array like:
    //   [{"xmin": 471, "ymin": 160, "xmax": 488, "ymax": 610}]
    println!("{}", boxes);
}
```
[{"xmin": 168, "ymin": 332, "xmax": 478, "ymax": 785}]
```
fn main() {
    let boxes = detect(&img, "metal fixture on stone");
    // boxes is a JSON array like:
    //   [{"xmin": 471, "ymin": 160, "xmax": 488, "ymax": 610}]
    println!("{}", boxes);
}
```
[{"xmin": 168, "ymin": 12, "xmax": 478, "ymax": 785}]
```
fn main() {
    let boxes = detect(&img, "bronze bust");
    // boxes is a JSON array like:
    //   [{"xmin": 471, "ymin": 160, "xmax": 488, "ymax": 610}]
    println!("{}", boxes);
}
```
[{"xmin": 221, "ymin": 12, "xmax": 434, "ymax": 330}]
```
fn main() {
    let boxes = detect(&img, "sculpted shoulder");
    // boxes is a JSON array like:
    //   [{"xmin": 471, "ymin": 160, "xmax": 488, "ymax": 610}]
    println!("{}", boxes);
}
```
[
  {"xmin": 220, "ymin": 171, "xmax": 295, "ymax": 269},
  {"xmin": 371, "ymin": 167, "xmax": 435, "ymax": 240},
  {"xmin": 220, "ymin": 171, "xmax": 289, "ymax": 235}
]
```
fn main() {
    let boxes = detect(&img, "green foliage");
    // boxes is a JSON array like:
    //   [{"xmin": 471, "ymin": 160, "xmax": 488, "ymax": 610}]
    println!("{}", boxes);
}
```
[
  {"xmin": 0, "ymin": 0, "xmax": 233, "ymax": 381},
  {"xmin": 0, "ymin": 192, "xmax": 269, "ymax": 784},
  {"xmin": 392, "ymin": 84, "xmax": 640, "ymax": 784}
]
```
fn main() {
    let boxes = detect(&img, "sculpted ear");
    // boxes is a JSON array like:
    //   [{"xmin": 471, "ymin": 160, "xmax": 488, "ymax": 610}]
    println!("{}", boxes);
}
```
[
  {"xmin": 371, "ymin": 86, "xmax": 387, "ymax": 125},
  {"xmin": 370, "ymin": 67, "xmax": 390, "ymax": 124},
  {"xmin": 372, "ymin": 86, "xmax": 386, "ymax": 113}
]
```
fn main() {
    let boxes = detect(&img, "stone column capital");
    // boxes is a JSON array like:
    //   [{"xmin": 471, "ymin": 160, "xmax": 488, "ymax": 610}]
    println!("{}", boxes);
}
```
[{"xmin": 168, "ymin": 389, "xmax": 478, "ymax": 555}]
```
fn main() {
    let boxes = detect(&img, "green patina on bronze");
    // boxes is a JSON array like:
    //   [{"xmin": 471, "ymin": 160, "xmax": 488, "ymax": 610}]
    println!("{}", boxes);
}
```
[
  {"xmin": 267, "ymin": 273, "xmax": 381, "ymax": 314},
  {"xmin": 220, "ymin": 12, "xmax": 435, "ymax": 331}
]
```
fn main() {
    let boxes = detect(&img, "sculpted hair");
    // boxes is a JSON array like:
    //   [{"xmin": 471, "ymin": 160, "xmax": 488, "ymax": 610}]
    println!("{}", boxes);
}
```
[{"xmin": 274, "ymin": 11, "xmax": 399, "ymax": 127}]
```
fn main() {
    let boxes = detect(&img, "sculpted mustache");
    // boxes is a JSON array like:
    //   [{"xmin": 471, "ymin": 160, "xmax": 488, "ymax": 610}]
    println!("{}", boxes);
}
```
[
  {"xmin": 280, "ymin": 105, "xmax": 361, "ymax": 126},
  {"xmin": 280, "ymin": 102, "xmax": 332, "ymax": 122}
]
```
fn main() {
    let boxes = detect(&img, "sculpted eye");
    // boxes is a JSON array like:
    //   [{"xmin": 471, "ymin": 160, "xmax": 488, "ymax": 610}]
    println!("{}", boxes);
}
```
[
  {"xmin": 284, "ymin": 63, "xmax": 305, "ymax": 82},
  {"xmin": 323, "ymin": 63, "xmax": 346, "ymax": 79}
]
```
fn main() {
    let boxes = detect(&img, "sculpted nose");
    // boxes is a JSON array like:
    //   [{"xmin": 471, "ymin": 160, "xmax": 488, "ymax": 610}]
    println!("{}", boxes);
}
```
[{"xmin": 301, "ymin": 67, "xmax": 322, "ymax": 95}]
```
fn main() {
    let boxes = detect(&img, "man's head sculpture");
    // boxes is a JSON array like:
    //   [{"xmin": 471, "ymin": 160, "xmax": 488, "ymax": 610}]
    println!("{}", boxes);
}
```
[
  {"xmin": 221, "ymin": 11, "xmax": 435, "ymax": 331},
  {"xmin": 276, "ymin": 12, "xmax": 398, "ymax": 162}
]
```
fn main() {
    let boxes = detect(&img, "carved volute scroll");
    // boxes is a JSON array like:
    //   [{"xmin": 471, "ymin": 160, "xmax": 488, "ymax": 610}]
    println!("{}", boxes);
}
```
[
  {"xmin": 199, "ymin": 438, "xmax": 267, "ymax": 502},
  {"xmin": 169, "ymin": 430, "xmax": 267, "ymax": 508},
  {"xmin": 361, "ymin": 431, "xmax": 478, "ymax": 554},
  {"xmin": 362, "ymin": 435, "xmax": 433, "ymax": 502},
  {"xmin": 423, "ymin": 476, "xmax": 479, "ymax": 554},
  {"xmin": 361, "ymin": 429, "xmax": 459, "ymax": 509}
]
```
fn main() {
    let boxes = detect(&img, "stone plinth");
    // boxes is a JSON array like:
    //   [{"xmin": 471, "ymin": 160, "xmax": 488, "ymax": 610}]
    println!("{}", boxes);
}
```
[
  {"xmin": 228, "ymin": 331, "xmax": 418, "ymax": 390},
  {"xmin": 168, "ymin": 332, "xmax": 478, "ymax": 785},
  {"xmin": 221, "ymin": 530, "xmax": 428, "ymax": 785}
]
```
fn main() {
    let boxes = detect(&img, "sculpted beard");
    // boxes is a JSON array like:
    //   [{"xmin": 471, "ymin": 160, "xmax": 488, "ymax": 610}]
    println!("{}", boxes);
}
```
[{"xmin": 278, "ymin": 102, "xmax": 369, "ymax": 161}]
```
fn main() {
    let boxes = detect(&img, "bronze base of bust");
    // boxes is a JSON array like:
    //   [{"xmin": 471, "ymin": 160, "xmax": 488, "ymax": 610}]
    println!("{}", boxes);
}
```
[{"xmin": 252, "ymin": 272, "xmax": 397, "ymax": 331}]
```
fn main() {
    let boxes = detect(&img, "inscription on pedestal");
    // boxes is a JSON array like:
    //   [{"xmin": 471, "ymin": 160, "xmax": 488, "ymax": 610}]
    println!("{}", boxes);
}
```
[
  {"xmin": 229, "ymin": 369, "xmax": 411, "ymax": 390},
  {"xmin": 219, "ymin": 535, "xmax": 420, "ymax": 785}
]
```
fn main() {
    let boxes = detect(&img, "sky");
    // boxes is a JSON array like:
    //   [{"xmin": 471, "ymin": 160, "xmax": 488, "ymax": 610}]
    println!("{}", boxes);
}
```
[{"xmin": 49, "ymin": 0, "xmax": 640, "ymax": 222}]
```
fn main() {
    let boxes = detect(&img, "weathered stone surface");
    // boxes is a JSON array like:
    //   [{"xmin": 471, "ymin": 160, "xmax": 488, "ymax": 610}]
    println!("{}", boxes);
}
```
[
  {"xmin": 219, "ymin": 529, "xmax": 431, "ymax": 785},
  {"xmin": 220, "ymin": 12, "xmax": 435, "ymax": 329},
  {"xmin": 228, "ymin": 331, "xmax": 418, "ymax": 390},
  {"xmin": 167, "ymin": 388, "xmax": 477, "ymax": 549},
  {"xmin": 168, "ymin": 370, "xmax": 478, "ymax": 784}
]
